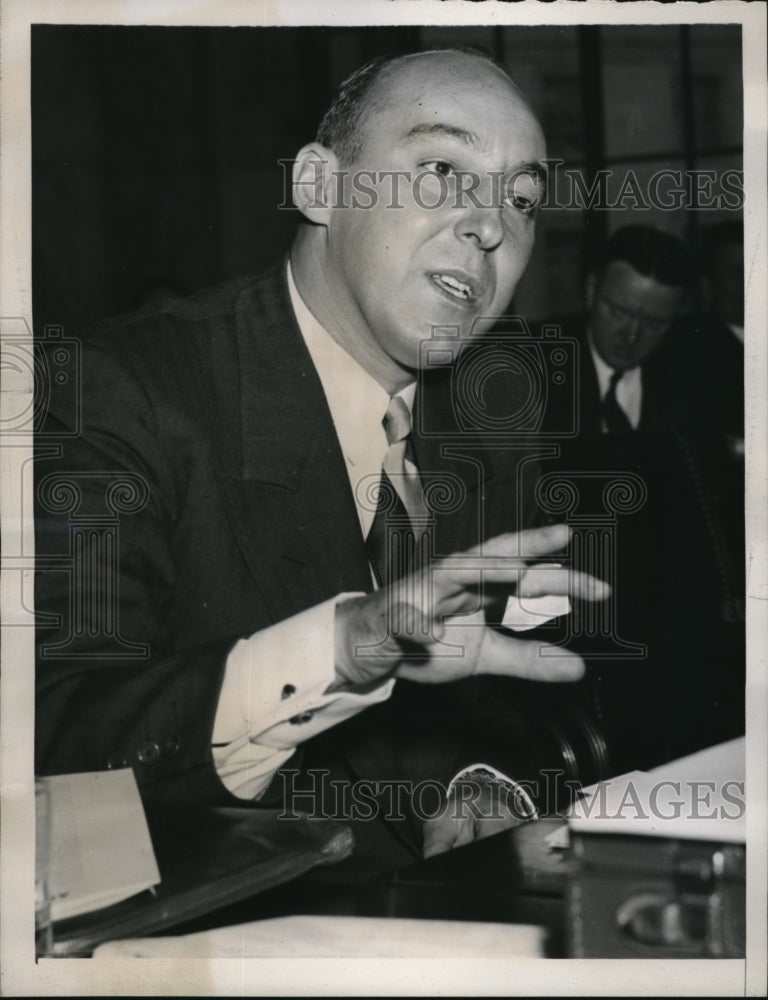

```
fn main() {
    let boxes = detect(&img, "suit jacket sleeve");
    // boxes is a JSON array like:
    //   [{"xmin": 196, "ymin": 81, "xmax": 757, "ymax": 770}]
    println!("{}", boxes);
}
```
[
  {"xmin": 36, "ymin": 343, "xmax": 226, "ymax": 803},
  {"xmin": 35, "ymin": 270, "xmax": 379, "ymax": 805}
]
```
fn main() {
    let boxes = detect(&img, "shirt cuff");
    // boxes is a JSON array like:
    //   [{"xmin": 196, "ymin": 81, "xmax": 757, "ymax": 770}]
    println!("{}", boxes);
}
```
[{"xmin": 212, "ymin": 594, "xmax": 395, "ymax": 798}]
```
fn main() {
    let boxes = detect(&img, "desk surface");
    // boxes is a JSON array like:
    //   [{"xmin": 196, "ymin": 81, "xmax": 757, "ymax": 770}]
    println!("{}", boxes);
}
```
[
  {"xmin": 52, "ymin": 804, "xmax": 745, "ymax": 960},
  {"xmin": 164, "ymin": 818, "xmax": 572, "ymax": 957},
  {"xmin": 153, "ymin": 814, "xmax": 745, "ymax": 961}
]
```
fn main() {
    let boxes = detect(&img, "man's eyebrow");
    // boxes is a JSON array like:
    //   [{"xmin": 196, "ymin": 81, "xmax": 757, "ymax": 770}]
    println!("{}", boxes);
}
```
[
  {"xmin": 403, "ymin": 123, "xmax": 481, "ymax": 147},
  {"xmin": 523, "ymin": 162, "xmax": 548, "ymax": 185},
  {"xmin": 404, "ymin": 124, "xmax": 547, "ymax": 180}
]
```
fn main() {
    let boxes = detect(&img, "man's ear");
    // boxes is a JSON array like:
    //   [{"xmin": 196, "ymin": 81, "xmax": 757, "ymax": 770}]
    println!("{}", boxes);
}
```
[{"xmin": 292, "ymin": 143, "xmax": 340, "ymax": 225}]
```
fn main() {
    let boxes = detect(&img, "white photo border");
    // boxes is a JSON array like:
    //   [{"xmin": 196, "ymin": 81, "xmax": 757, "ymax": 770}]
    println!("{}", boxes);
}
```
[{"xmin": 1, "ymin": 1, "xmax": 765, "ymax": 995}]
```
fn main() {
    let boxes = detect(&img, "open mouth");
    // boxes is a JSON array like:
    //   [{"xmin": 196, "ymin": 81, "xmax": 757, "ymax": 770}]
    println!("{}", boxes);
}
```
[{"xmin": 430, "ymin": 272, "xmax": 477, "ymax": 304}]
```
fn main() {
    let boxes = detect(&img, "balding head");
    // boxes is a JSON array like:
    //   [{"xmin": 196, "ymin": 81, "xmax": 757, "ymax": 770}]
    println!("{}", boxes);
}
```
[
  {"xmin": 291, "ymin": 48, "xmax": 546, "ymax": 393},
  {"xmin": 317, "ymin": 49, "xmax": 538, "ymax": 166}
]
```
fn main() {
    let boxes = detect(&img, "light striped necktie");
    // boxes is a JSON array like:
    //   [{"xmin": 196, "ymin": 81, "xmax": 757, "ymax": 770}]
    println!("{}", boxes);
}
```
[{"xmin": 365, "ymin": 395, "xmax": 428, "ymax": 587}]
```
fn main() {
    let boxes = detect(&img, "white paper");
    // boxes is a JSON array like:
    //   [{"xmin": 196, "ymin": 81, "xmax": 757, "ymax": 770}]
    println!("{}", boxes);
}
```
[
  {"xmin": 502, "ymin": 592, "xmax": 571, "ymax": 631},
  {"xmin": 46, "ymin": 769, "xmax": 160, "ymax": 921},
  {"xmin": 502, "ymin": 563, "xmax": 571, "ymax": 631},
  {"xmin": 566, "ymin": 738, "xmax": 746, "ymax": 843}
]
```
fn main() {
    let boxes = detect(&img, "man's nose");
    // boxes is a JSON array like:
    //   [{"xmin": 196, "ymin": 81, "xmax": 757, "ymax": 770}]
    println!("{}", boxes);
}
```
[
  {"xmin": 453, "ymin": 177, "xmax": 505, "ymax": 251},
  {"xmin": 622, "ymin": 316, "xmax": 641, "ymax": 344},
  {"xmin": 454, "ymin": 203, "xmax": 505, "ymax": 252}
]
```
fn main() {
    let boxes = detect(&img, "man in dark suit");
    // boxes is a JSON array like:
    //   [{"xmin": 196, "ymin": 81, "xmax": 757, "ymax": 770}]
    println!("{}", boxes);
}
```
[
  {"xmin": 35, "ymin": 49, "xmax": 608, "ymax": 865},
  {"xmin": 543, "ymin": 225, "xmax": 694, "ymax": 438},
  {"xmin": 540, "ymin": 226, "xmax": 744, "ymax": 772}
]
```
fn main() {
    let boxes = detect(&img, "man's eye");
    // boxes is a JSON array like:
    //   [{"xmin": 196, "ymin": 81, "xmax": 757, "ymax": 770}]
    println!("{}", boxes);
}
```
[
  {"xmin": 507, "ymin": 193, "xmax": 539, "ymax": 215},
  {"xmin": 504, "ymin": 172, "xmax": 542, "ymax": 215},
  {"xmin": 420, "ymin": 160, "xmax": 455, "ymax": 177}
]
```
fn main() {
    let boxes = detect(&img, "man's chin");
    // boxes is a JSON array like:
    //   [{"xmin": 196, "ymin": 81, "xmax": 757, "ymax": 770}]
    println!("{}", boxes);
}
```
[{"xmin": 607, "ymin": 353, "xmax": 640, "ymax": 371}]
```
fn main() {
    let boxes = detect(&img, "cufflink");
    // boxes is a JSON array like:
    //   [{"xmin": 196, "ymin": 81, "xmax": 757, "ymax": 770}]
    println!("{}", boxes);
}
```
[{"xmin": 288, "ymin": 711, "xmax": 314, "ymax": 725}]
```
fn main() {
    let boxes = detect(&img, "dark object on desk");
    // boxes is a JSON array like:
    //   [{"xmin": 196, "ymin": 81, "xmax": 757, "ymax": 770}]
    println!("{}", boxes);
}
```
[
  {"xmin": 567, "ymin": 832, "xmax": 745, "ymax": 958},
  {"xmin": 161, "ymin": 817, "xmax": 573, "ymax": 957},
  {"xmin": 49, "ymin": 806, "xmax": 353, "ymax": 957},
  {"xmin": 380, "ymin": 817, "xmax": 573, "ymax": 956}
]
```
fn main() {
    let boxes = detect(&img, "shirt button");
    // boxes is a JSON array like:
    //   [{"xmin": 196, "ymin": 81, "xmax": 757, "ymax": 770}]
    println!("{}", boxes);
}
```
[
  {"xmin": 289, "ymin": 711, "xmax": 314, "ymax": 725},
  {"xmin": 136, "ymin": 740, "xmax": 161, "ymax": 764},
  {"xmin": 281, "ymin": 684, "xmax": 296, "ymax": 700}
]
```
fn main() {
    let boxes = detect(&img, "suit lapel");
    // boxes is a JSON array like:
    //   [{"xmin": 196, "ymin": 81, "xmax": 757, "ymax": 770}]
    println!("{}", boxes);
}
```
[
  {"xmin": 212, "ymin": 264, "xmax": 372, "ymax": 621},
  {"xmin": 209, "ymin": 267, "xmax": 524, "ymax": 621}
]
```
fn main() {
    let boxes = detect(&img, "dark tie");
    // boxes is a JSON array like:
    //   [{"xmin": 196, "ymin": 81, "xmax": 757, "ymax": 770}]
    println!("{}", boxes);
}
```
[
  {"xmin": 365, "ymin": 396, "xmax": 428, "ymax": 588},
  {"xmin": 601, "ymin": 369, "xmax": 633, "ymax": 434}
]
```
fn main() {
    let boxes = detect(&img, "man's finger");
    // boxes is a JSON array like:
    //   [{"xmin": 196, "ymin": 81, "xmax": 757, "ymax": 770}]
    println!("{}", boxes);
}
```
[
  {"xmin": 434, "ymin": 523, "xmax": 572, "ymax": 591},
  {"xmin": 464, "ymin": 523, "xmax": 571, "ymax": 560},
  {"xmin": 518, "ymin": 566, "xmax": 611, "ymax": 602},
  {"xmin": 477, "ymin": 628, "xmax": 586, "ymax": 682},
  {"xmin": 422, "ymin": 819, "xmax": 460, "ymax": 859},
  {"xmin": 422, "ymin": 816, "xmax": 475, "ymax": 859},
  {"xmin": 431, "ymin": 560, "xmax": 610, "ymax": 605}
]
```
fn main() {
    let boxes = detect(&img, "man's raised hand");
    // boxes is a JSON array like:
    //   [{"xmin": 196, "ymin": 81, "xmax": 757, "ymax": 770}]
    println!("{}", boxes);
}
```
[{"xmin": 334, "ymin": 523, "xmax": 610, "ymax": 688}]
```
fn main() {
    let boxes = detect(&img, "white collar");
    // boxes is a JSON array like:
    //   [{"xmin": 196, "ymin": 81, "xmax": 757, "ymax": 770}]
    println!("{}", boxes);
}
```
[
  {"xmin": 286, "ymin": 261, "xmax": 416, "ymax": 536},
  {"xmin": 586, "ymin": 327, "xmax": 642, "ymax": 397},
  {"xmin": 586, "ymin": 326, "xmax": 643, "ymax": 430}
]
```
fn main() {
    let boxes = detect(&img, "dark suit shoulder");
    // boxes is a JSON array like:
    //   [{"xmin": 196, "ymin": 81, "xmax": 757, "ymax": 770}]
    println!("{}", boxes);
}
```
[
  {"xmin": 80, "ymin": 264, "xmax": 286, "ymax": 358},
  {"xmin": 47, "ymin": 263, "xmax": 289, "ymax": 423}
]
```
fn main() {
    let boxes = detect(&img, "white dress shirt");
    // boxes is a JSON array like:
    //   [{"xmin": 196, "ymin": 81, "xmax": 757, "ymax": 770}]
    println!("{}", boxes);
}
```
[
  {"xmin": 587, "ymin": 329, "xmax": 643, "ymax": 431},
  {"xmin": 212, "ymin": 263, "xmax": 410, "ymax": 799}
]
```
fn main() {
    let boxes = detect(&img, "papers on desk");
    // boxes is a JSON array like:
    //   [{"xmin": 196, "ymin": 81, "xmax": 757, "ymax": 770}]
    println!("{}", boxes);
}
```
[
  {"xmin": 46, "ymin": 769, "xmax": 160, "ymax": 921},
  {"xmin": 92, "ymin": 915, "xmax": 547, "ymax": 958},
  {"xmin": 548, "ymin": 737, "xmax": 745, "ymax": 847}
]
